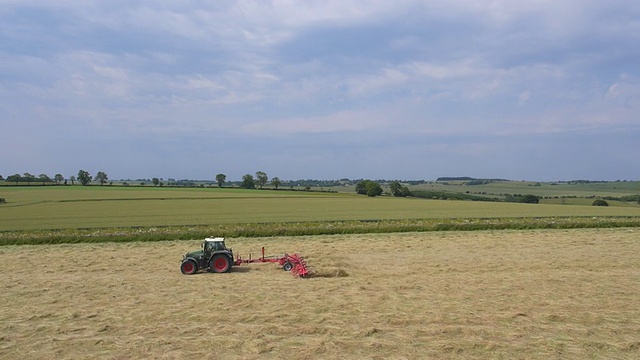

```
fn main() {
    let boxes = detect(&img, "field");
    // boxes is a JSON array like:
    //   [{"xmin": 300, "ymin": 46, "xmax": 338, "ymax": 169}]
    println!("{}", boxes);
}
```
[
  {"xmin": 1, "ymin": 186, "xmax": 639, "ymax": 233},
  {"xmin": 409, "ymin": 180, "xmax": 640, "ymax": 198},
  {"xmin": 1, "ymin": 228, "xmax": 639, "ymax": 359}
]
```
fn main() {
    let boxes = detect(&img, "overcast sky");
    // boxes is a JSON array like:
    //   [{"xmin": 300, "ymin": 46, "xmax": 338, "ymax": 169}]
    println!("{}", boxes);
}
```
[{"xmin": 1, "ymin": 1, "xmax": 639, "ymax": 182}]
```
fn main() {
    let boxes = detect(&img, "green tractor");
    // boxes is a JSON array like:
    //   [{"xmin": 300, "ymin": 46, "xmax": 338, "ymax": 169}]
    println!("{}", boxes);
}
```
[{"xmin": 180, "ymin": 237, "xmax": 235, "ymax": 275}]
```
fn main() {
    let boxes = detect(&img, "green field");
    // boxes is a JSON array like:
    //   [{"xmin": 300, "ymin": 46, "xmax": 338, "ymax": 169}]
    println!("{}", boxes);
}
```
[
  {"xmin": 0, "ymin": 185, "xmax": 639, "ymax": 231},
  {"xmin": 1, "ymin": 185, "xmax": 640, "ymax": 245},
  {"xmin": 407, "ymin": 180, "xmax": 640, "ymax": 201}
]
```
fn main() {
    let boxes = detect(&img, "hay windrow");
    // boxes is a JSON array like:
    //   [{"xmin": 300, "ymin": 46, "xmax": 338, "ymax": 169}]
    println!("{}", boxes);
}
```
[{"xmin": 310, "ymin": 267, "xmax": 350, "ymax": 278}]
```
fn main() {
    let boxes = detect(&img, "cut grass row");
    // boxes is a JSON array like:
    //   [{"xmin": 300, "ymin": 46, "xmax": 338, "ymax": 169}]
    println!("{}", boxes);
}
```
[{"xmin": 2, "ymin": 216, "xmax": 640, "ymax": 245}]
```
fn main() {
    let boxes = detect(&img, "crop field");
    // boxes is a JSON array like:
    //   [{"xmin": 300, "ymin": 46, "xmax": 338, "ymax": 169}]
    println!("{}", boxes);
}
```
[
  {"xmin": 1, "ymin": 186, "xmax": 639, "ymax": 233},
  {"xmin": 409, "ymin": 180, "xmax": 640, "ymax": 197},
  {"xmin": 1, "ymin": 228, "xmax": 639, "ymax": 359}
]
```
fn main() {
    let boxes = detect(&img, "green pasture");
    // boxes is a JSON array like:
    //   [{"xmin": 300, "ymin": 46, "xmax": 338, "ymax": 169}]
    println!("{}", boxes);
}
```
[
  {"xmin": 1, "ymin": 186, "xmax": 639, "ymax": 232},
  {"xmin": 409, "ymin": 180, "xmax": 640, "ymax": 199}
]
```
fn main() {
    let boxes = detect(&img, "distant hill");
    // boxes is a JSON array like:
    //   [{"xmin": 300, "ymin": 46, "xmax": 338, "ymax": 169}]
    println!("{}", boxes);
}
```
[{"xmin": 436, "ymin": 177, "xmax": 511, "ymax": 183}]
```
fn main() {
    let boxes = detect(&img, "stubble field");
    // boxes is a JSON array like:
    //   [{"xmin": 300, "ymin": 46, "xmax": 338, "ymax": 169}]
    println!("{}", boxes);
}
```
[{"xmin": 1, "ymin": 228, "xmax": 639, "ymax": 359}]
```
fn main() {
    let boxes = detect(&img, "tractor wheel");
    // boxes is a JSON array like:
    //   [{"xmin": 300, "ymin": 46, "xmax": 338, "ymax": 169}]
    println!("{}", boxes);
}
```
[
  {"xmin": 210, "ymin": 255, "xmax": 231, "ymax": 273},
  {"xmin": 181, "ymin": 260, "xmax": 197, "ymax": 275},
  {"xmin": 282, "ymin": 262, "xmax": 293, "ymax": 271}
]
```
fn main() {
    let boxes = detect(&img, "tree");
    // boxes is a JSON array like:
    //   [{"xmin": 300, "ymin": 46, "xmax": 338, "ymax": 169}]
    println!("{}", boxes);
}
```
[
  {"xmin": 241, "ymin": 174, "xmax": 255, "ymax": 189},
  {"xmin": 389, "ymin": 181, "xmax": 411, "ymax": 197},
  {"xmin": 23, "ymin": 172, "xmax": 35, "ymax": 185},
  {"xmin": 54, "ymin": 174, "xmax": 64, "ymax": 184},
  {"xmin": 366, "ymin": 183, "xmax": 383, "ymax": 197},
  {"xmin": 355, "ymin": 180, "xmax": 369, "ymax": 195},
  {"xmin": 255, "ymin": 171, "xmax": 268, "ymax": 189},
  {"xmin": 95, "ymin": 171, "xmax": 108, "ymax": 186},
  {"xmin": 7, "ymin": 174, "xmax": 21, "ymax": 184},
  {"xmin": 77, "ymin": 170, "xmax": 92, "ymax": 186},
  {"xmin": 0, "ymin": 175, "xmax": 3, "ymax": 181},
  {"xmin": 152, "ymin": 178, "xmax": 160, "ymax": 187},
  {"xmin": 271, "ymin": 177, "xmax": 281, "ymax": 189},
  {"xmin": 592, "ymin": 199, "xmax": 609, "ymax": 206},
  {"xmin": 215, "ymin": 174, "xmax": 226, "ymax": 188},
  {"xmin": 69, "ymin": 175, "xmax": 76, "ymax": 185},
  {"xmin": 39, "ymin": 174, "xmax": 51, "ymax": 185},
  {"xmin": 356, "ymin": 180, "xmax": 383, "ymax": 197}
]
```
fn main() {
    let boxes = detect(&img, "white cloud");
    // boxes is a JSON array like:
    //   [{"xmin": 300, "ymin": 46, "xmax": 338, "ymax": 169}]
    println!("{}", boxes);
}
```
[
  {"xmin": 1, "ymin": 0, "xmax": 639, "ymax": 180},
  {"xmin": 518, "ymin": 91, "xmax": 531, "ymax": 105}
]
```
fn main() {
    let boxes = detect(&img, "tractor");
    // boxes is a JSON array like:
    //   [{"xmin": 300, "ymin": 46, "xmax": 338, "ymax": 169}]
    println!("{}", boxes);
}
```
[
  {"xmin": 180, "ymin": 237, "xmax": 310, "ymax": 277},
  {"xmin": 180, "ymin": 237, "xmax": 234, "ymax": 275}
]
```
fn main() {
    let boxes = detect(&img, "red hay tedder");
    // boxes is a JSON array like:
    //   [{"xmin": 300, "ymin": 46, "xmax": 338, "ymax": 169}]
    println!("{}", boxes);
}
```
[{"xmin": 180, "ymin": 237, "xmax": 310, "ymax": 278}]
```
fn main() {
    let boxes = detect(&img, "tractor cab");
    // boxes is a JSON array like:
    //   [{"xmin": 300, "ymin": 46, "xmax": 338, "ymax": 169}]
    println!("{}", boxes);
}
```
[{"xmin": 203, "ymin": 237, "xmax": 228, "ymax": 254}]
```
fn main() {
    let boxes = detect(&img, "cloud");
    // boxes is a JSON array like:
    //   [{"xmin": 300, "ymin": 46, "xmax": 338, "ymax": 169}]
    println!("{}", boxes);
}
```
[{"xmin": 1, "ymin": 0, "xmax": 639, "ymax": 180}]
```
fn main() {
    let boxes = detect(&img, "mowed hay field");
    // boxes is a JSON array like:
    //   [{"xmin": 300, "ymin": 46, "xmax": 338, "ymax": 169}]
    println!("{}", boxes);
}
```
[{"xmin": 1, "ymin": 229, "xmax": 639, "ymax": 359}]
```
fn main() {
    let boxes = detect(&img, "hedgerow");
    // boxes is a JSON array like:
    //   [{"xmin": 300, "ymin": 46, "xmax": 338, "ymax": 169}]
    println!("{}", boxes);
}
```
[{"xmin": 1, "ymin": 216, "xmax": 639, "ymax": 245}]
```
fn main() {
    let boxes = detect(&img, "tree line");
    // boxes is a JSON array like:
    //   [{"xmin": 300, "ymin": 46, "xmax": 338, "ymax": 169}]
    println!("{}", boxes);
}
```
[
  {"xmin": 5, "ymin": 171, "xmax": 633, "ymax": 205},
  {"xmin": 0, "ymin": 170, "xmax": 544, "ymax": 201},
  {"xmin": 2, "ymin": 170, "xmax": 109, "ymax": 186}
]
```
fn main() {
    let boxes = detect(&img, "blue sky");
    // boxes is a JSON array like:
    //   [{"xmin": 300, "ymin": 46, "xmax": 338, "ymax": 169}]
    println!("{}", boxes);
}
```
[{"xmin": 1, "ymin": 1, "xmax": 639, "ymax": 182}]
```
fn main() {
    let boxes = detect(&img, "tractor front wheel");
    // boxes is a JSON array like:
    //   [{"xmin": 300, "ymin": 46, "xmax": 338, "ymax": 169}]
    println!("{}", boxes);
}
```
[
  {"xmin": 210, "ymin": 255, "xmax": 231, "ymax": 273},
  {"xmin": 181, "ymin": 260, "xmax": 197, "ymax": 275}
]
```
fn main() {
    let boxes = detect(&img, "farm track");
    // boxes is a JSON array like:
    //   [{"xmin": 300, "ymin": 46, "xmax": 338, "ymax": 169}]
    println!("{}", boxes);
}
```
[{"xmin": 1, "ymin": 229, "xmax": 639, "ymax": 359}]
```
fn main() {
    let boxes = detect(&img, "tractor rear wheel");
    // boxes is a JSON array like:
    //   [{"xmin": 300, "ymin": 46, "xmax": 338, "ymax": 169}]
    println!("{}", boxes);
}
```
[
  {"xmin": 210, "ymin": 255, "xmax": 231, "ymax": 273},
  {"xmin": 181, "ymin": 260, "xmax": 197, "ymax": 275}
]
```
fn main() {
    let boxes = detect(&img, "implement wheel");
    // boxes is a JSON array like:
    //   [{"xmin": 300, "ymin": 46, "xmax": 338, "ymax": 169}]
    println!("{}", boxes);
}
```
[
  {"xmin": 210, "ymin": 255, "xmax": 231, "ymax": 273},
  {"xmin": 283, "ymin": 262, "xmax": 293, "ymax": 271},
  {"xmin": 181, "ymin": 260, "xmax": 197, "ymax": 275}
]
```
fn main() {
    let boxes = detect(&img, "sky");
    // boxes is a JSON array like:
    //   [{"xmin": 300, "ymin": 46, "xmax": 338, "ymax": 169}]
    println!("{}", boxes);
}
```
[{"xmin": 1, "ymin": 0, "xmax": 639, "ymax": 182}]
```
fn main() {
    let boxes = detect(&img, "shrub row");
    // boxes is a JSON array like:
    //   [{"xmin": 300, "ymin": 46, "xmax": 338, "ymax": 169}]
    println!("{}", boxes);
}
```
[
  {"xmin": 410, "ymin": 190, "xmax": 501, "ymax": 202},
  {"xmin": 1, "ymin": 216, "xmax": 639, "ymax": 246}
]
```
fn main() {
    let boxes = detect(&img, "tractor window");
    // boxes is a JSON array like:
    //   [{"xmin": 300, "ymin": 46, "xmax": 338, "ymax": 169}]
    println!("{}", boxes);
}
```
[{"xmin": 205, "ymin": 241, "xmax": 225, "ymax": 252}]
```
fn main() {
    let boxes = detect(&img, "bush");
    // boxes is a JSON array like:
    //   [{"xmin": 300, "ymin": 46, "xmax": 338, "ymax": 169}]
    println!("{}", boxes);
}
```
[
  {"xmin": 520, "ymin": 194, "xmax": 540, "ymax": 204},
  {"xmin": 0, "ymin": 198, "xmax": 5, "ymax": 204},
  {"xmin": 592, "ymin": 199, "xmax": 609, "ymax": 206}
]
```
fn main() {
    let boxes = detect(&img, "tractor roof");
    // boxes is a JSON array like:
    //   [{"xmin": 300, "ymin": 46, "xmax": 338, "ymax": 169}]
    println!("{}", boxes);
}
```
[{"xmin": 204, "ymin": 237, "xmax": 225, "ymax": 242}]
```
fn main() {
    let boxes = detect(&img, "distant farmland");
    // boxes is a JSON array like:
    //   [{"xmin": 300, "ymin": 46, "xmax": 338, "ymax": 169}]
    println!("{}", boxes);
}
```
[
  {"xmin": 2, "ymin": 185, "xmax": 640, "ymax": 358},
  {"xmin": 1, "ymin": 186, "xmax": 639, "ymax": 244}
]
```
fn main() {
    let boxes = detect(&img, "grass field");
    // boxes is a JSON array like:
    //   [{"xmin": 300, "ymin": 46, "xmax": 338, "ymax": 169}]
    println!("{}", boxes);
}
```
[
  {"xmin": 409, "ymin": 180, "xmax": 640, "ymax": 196},
  {"xmin": 1, "ymin": 228, "xmax": 639, "ymax": 359},
  {"xmin": 1, "ymin": 186, "xmax": 639, "ymax": 233}
]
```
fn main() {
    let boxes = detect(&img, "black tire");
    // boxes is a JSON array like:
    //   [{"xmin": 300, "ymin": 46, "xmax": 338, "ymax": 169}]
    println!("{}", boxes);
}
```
[
  {"xmin": 181, "ymin": 260, "xmax": 197, "ymax": 275},
  {"xmin": 283, "ymin": 262, "xmax": 293, "ymax": 271},
  {"xmin": 210, "ymin": 254, "xmax": 231, "ymax": 273}
]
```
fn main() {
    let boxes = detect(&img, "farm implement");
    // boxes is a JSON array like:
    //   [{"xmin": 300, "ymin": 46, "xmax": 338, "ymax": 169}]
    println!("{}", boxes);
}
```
[{"xmin": 180, "ymin": 237, "xmax": 310, "ymax": 277}]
